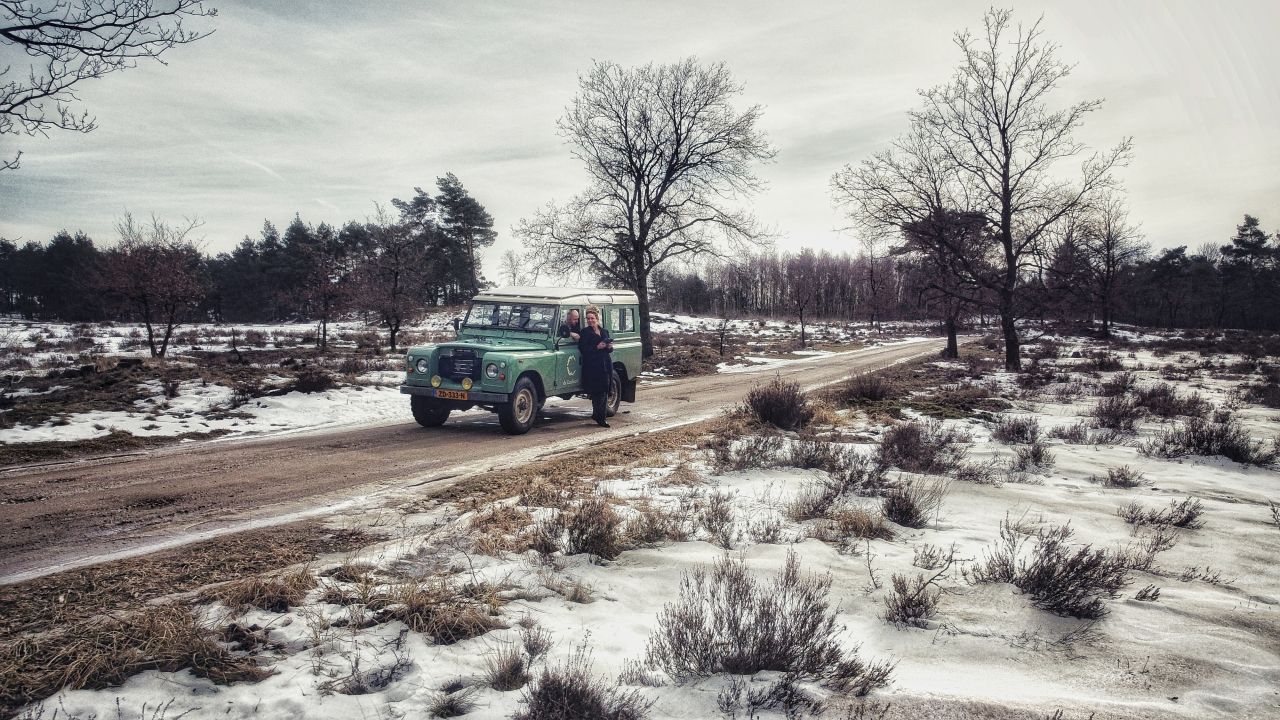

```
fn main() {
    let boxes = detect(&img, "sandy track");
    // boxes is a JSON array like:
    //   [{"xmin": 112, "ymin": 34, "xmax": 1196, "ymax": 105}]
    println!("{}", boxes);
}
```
[{"xmin": 0, "ymin": 339, "xmax": 944, "ymax": 583}]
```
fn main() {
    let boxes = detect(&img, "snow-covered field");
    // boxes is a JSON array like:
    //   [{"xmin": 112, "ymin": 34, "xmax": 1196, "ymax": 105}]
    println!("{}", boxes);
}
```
[{"xmin": 17, "ymin": 335, "xmax": 1280, "ymax": 719}]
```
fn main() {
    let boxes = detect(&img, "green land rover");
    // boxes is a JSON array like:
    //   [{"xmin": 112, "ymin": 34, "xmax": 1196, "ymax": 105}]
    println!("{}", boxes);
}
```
[{"xmin": 400, "ymin": 287, "xmax": 642, "ymax": 434}]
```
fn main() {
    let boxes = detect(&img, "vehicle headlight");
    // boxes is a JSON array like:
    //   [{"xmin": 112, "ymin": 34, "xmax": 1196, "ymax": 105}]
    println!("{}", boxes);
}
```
[
  {"xmin": 431, "ymin": 375, "xmax": 442, "ymax": 387},
  {"xmin": 461, "ymin": 377, "xmax": 473, "ymax": 390},
  {"xmin": 485, "ymin": 363, "xmax": 499, "ymax": 378},
  {"xmin": 415, "ymin": 358, "xmax": 430, "ymax": 374}
]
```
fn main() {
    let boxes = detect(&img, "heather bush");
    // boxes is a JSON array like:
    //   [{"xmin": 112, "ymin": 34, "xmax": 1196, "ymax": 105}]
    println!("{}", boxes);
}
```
[
  {"xmin": 1133, "ymin": 382, "xmax": 1209, "ymax": 419},
  {"xmin": 876, "ymin": 419, "xmax": 969, "ymax": 474},
  {"xmin": 967, "ymin": 518, "xmax": 1129, "ymax": 618},
  {"xmin": 1141, "ymin": 416, "xmax": 1278, "ymax": 466},
  {"xmin": 515, "ymin": 648, "xmax": 652, "ymax": 720},
  {"xmin": 1048, "ymin": 422, "xmax": 1090, "ymax": 444},
  {"xmin": 745, "ymin": 376, "xmax": 813, "ymax": 430},
  {"xmin": 881, "ymin": 477, "xmax": 950, "ymax": 529},
  {"xmin": 1090, "ymin": 396, "xmax": 1144, "ymax": 432},
  {"xmin": 645, "ymin": 552, "xmax": 893, "ymax": 695},
  {"xmin": 1087, "ymin": 465, "xmax": 1148, "ymax": 488},
  {"xmin": 991, "ymin": 416, "xmax": 1041, "ymax": 444}
]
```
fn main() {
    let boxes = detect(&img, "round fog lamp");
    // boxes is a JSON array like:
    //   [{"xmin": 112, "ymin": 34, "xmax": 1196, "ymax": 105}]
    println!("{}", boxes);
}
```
[
  {"xmin": 430, "ymin": 375, "xmax": 442, "ymax": 388},
  {"xmin": 415, "ymin": 358, "xmax": 430, "ymax": 374},
  {"xmin": 461, "ymin": 377, "xmax": 474, "ymax": 391},
  {"xmin": 485, "ymin": 363, "xmax": 499, "ymax": 379}
]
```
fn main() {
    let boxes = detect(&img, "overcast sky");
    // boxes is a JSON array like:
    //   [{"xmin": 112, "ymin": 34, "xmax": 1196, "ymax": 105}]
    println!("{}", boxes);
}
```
[{"xmin": 1, "ymin": 0, "xmax": 1277, "ymax": 270}]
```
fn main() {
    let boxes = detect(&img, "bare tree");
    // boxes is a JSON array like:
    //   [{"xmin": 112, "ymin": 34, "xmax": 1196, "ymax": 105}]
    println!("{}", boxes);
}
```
[
  {"xmin": 838, "ymin": 9, "xmax": 1130, "ymax": 370},
  {"xmin": 517, "ymin": 57, "xmax": 776, "ymax": 358},
  {"xmin": 498, "ymin": 248, "xmax": 538, "ymax": 287},
  {"xmin": 353, "ymin": 207, "xmax": 426, "ymax": 352},
  {"xmin": 914, "ymin": 9, "xmax": 1130, "ymax": 369},
  {"xmin": 1, "ymin": 0, "xmax": 216, "ymax": 170},
  {"xmin": 785, "ymin": 248, "xmax": 819, "ymax": 348},
  {"xmin": 101, "ymin": 213, "xmax": 206, "ymax": 357},
  {"xmin": 1073, "ymin": 193, "xmax": 1147, "ymax": 336}
]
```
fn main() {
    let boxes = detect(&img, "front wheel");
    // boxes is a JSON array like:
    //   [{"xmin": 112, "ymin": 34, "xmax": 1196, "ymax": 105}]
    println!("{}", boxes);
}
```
[
  {"xmin": 605, "ymin": 370, "xmax": 621, "ymax": 417},
  {"xmin": 498, "ymin": 377, "xmax": 538, "ymax": 435},
  {"xmin": 411, "ymin": 395, "xmax": 451, "ymax": 427}
]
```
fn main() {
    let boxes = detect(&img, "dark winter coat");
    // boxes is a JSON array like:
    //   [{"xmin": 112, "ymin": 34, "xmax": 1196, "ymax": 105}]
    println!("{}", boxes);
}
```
[{"xmin": 578, "ymin": 324, "xmax": 614, "ymax": 395}]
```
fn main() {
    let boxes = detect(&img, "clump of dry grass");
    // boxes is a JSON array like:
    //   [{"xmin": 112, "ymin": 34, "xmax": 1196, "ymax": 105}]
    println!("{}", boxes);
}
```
[
  {"xmin": 0, "ymin": 604, "xmax": 268, "ymax": 716},
  {"xmin": 469, "ymin": 504, "xmax": 536, "ymax": 556},
  {"xmin": 197, "ymin": 567, "xmax": 316, "ymax": 612},
  {"xmin": 375, "ymin": 578, "xmax": 506, "ymax": 644}
]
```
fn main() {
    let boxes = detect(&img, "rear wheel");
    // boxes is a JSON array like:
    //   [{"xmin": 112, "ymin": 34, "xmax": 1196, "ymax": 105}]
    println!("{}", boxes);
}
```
[
  {"xmin": 411, "ymin": 395, "xmax": 450, "ymax": 427},
  {"xmin": 499, "ymin": 377, "xmax": 538, "ymax": 435},
  {"xmin": 605, "ymin": 369, "xmax": 621, "ymax": 417}
]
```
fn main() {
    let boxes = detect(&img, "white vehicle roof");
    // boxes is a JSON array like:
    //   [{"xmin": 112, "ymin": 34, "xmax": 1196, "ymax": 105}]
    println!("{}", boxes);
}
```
[{"xmin": 473, "ymin": 286, "xmax": 640, "ymax": 305}]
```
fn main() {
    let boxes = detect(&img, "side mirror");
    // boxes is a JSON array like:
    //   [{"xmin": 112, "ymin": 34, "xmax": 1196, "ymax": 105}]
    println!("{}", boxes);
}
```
[{"xmin": 452, "ymin": 318, "xmax": 461, "ymax": 331}]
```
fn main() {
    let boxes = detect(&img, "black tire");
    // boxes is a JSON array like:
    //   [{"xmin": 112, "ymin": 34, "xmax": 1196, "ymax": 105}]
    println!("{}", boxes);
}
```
[
  {"xmin": 499, "ymin": 377, "xmax": 538, "ymax": 435},
  {"xmin": 411, "ymin": 395, "xmax": 450, "ymax": 427},
  {"xmin": 605, "ymin": 369, "xmax": 622, "ymax": 417}
]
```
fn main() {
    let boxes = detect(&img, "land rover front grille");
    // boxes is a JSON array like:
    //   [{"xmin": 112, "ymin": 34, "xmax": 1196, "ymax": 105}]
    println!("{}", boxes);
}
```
[{"xmin": 440, "ymin": 349, "xmax": 481, "ymax": 381}]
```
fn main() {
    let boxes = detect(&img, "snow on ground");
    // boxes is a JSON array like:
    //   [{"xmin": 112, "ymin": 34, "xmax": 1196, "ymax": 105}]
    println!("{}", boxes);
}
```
[{"xmin": 22, "ymin": 339, "xmax": 1280, "ymax": 719}]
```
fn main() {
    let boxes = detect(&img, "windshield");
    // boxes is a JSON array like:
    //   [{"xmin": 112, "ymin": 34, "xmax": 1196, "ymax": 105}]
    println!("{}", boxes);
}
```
[{"xmin": 464, "ymin": 302, "xmax": 557, "ymax": 333}]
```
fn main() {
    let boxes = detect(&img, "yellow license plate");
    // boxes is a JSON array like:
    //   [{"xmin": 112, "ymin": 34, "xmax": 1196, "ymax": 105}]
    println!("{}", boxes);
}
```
[{"xmin": 436, "ymin": 389, "xmax": 468, "ymax": 400}]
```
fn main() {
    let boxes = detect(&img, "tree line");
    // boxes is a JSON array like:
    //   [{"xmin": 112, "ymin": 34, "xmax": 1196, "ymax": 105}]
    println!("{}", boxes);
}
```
[
  {"xmin": 648, "ymin": 212, "xmax": 1280, "ymax": 352},
  {"xmin": 0, "ymin": 173, "xmax": 495, "ymax": 356}
]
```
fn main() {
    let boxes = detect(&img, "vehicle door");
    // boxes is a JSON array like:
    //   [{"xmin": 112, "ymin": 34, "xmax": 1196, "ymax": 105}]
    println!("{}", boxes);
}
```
[{"xmin": 553, "ymin": 305, "xmax": 584, "ymax": 393}]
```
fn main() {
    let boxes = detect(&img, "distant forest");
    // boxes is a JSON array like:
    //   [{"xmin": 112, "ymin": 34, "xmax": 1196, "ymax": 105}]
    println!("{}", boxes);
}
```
[{"xmin": 3, "ymin": 205, "xmax": 1277, "ymax": 347}]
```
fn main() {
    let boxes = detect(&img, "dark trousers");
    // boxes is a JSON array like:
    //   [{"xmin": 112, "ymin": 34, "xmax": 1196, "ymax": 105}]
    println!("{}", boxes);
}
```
[{"xmin": 590, "ymin": 392, "xmax": 608, "ymax": 423}]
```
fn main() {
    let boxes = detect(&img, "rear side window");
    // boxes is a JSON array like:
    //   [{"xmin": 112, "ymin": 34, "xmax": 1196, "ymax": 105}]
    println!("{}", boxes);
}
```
[{"xmin": 615, "ymin": 307, "xmax": 634, "ymax": 332}]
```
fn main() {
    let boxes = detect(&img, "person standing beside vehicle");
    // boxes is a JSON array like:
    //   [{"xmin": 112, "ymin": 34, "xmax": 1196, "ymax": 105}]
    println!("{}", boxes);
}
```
[{"xmin": 577, "ymin": 306, "xmax": 614, "ymax": 427}]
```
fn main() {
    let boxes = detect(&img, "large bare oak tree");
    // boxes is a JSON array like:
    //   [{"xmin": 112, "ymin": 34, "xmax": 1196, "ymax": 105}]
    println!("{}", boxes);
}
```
[
  {"xmin": 835, "ymin": 8, "xmax": 1130, "ymax": 370},
  {"xmin": 1, "ymin": 0, "xmax": 215, "ymax": 170},
  {"xmin": 517, "ymin": 57, "xmax": 775, "ymax": 358}
]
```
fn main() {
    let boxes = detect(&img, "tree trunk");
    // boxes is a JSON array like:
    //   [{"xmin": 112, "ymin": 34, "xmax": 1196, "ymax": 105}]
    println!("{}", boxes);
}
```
[
  {"xmin": 942, "ymin": 316, "xmax": 959, "ymax": 359},
  {"xmin": 798, "ymin": 308, "xmax": 806, "ymax": 349},
  {"xmin": 636, "ymin": 272, "xmax": 654, "ymax": 359},
  {"xmin": 1000, "ymin": 297, "xmax": 1020, "ymax": 371}
]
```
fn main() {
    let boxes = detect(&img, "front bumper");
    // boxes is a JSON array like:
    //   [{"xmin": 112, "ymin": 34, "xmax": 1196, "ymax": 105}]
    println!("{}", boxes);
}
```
[{"xmin": 399, "ymin": 384, "xmax": 509, "ymax": 403}]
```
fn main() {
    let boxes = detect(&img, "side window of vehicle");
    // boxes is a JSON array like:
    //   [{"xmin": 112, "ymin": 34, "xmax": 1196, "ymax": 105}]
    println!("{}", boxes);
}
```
[{"xmin": 616, "ymin": 307, "xmax": 633, "ymax": 332}]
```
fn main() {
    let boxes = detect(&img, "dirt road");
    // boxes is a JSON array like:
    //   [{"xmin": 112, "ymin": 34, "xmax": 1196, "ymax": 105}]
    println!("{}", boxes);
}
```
[{"xmin": 0, "ymin": 340, "xmax": 944, "ymax": 583}]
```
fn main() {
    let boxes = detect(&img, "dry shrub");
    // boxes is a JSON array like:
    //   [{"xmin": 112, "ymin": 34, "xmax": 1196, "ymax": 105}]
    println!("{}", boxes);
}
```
[
  {"xmin": 470, "ymin": 504, "xmax": 536, "ymax": 556},
  {"xmin": 1133, "ymin": 383, "xmax": 1209, "ymax": 419},
  {"xmin": 991, "ymin": 415, "xmax": 1041, "ymax": 444},
  {"xmin": 1141, "ymin": 416, "xmax": 1278, "ymax": 466},
  {"xmin": 1118, "ymin": 497, "xmax": 1205, "ymax": 530},
  {"xmin": 712, "ymin": 432, "xmax": 785, "ymax": 473},
  {"xmin": 515, "ymin": 648, "xmax": 653, "ymax": 720},
  {"xmin": 0, "ymin": 604, "xmax": 268, "ymax": 715},
  {"xmin": 429, "ymin": 679, "xmax": 479, "ymax": 718},
  {"xmin": 842, "ymin": 373, "xmax": 892, "ymax": 402},
  {"xmin": 1088, "ymin": 465, "xmax": 1148, "ymax": 488},
  {"xmin": 883, "ymin": 573, "xmax": 941, "ymax": 628},
  {"xmin": 623, "ymin": 501, "xmax": 690, "ymax": 548},
  {"xmin": 487, "ymin": 643, "xmax": 532, "ymax": 691},
  {"xmin": 319, "ymin": 562, "xmax": 376, "ymax": 584},
  {"xmin": 881, "ymin": 477, "xmax": 950, "ymax": 529},
  {"xmin": 699, "ymin": 489, "xmax": 736, "ymax": 549},
  {"xmin": 1090, "ymin": 396, "xmax": 1144, "ymax": 431},
  {"xmin": 290, "ymin": 367, "xmax": 336, "ymax": 393},
  {"xmin": 1010, "ymin": 441, "xmax": 1056, "ymax": 473},
  {"xmin": 565, "ymin": 496, "xmax": 624, "ymax": 560},
  {"xmin": 375, "ymin": 579, "xmax": 505, "ymax": 644},
  {"xmin": 876, "ymin": 419, "xmax": 969, "ymax": 474},
  {"xmin": 744, "ymin": 376, "xmax": 813, "ymax": 430},
  {"xmin": 829, "ymin": 507, "xmax": 893, "ymax": 541},
  {"xmin": 966, "ymin": 519, "xmax": 1128, "ymax": 619},
  {"xmin": 1123, "ymin": 525, "xmax": 1180, "ymax": 572},
  {"xmin": 1047, "ymin": 422, "xmax": 1089, "ymax": 444},
  {"xmin": 1099, "ymin": 371, "xmax": 1136, "ymax": 397},
  {"xmin": 1134, "ymin": 585, "xmax": 1161, "ymax": 601},
  {"xmin": 198, "ymin": 567, "xmax": 316, "ymax": 612},
  {"xmin": 1085, "ymin": 352, "xmax": 1124, "ymax": 371},
  {"xmin": 645, "ymin": 551, "xmax": 893, "ymax": 696}
]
